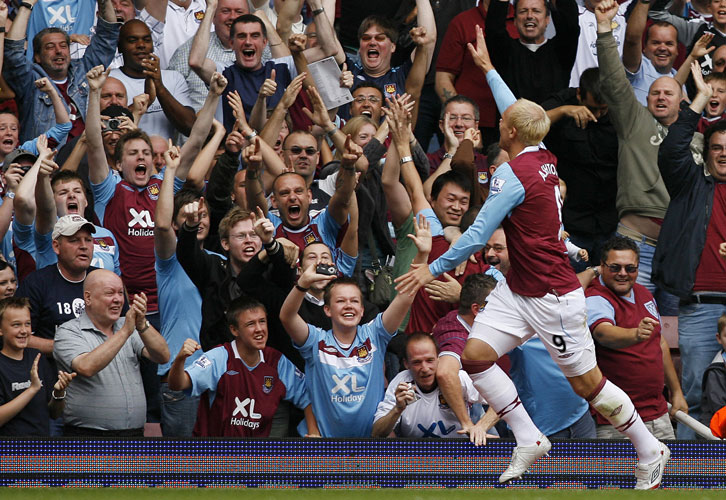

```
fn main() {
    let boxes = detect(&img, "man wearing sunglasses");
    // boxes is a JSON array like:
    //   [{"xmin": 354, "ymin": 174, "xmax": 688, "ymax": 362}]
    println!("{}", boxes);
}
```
[{"xmin": 585, "ymin": 235, "xmax": 686, "ymax": 440}]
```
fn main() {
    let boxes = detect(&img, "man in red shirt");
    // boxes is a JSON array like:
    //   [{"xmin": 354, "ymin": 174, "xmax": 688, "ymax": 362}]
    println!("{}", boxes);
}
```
[{"xmin": 586, "ymin": 236, "xmax": 687, "ymax": 439}]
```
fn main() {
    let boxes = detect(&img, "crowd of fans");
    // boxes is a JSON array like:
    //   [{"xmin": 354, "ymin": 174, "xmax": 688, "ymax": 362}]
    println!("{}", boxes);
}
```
[{"xmin": 0, "ymin": 0, "xmax": 726, "ymax": 449}]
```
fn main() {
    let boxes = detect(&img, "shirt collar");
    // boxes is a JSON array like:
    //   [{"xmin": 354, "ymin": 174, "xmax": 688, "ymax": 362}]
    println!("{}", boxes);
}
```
[{"xmin": 231, "ymin": 340, "xmax": 264, "ymax": 366}]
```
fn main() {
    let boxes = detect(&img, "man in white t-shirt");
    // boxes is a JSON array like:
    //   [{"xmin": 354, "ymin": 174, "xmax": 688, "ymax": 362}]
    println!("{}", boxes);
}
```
[
  {"xmin": 110, "ymin": 19, "xmax": 196, "ymax": 139},
  {"xmin": 371, "ymin": 333, "xmax": 496, "ymax": 439}
]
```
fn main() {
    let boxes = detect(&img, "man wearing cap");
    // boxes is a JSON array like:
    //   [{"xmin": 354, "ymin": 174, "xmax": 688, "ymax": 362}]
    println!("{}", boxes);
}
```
[
  {"xmin": 53, "ymin": 269, "xmax": 169, "ymax": 436},
  {"xmin": 32, "ymin": 168, "xmax": 121, "ymax": 274},
  {"xmin": 16, "ymin": 215, "xmax": 99, "ymax": 356}
]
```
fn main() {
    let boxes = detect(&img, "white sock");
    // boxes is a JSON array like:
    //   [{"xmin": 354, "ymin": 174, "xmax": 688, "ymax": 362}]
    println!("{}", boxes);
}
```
[
  {"xmin": 589, "ymin": 380, "xmax": 660, "ymax": 462},
  {"xmin": 469, "ymin": 364, "xmax": 540, "ymax": 446}
]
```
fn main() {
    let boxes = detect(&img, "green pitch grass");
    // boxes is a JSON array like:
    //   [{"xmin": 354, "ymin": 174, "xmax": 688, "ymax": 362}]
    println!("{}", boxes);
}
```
[{"xmin": 1, "ymin": 488, "xmax": 724, "ymax": 500}]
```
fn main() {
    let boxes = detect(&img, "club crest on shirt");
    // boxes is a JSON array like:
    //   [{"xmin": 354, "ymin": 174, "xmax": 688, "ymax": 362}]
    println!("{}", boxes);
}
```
[
  {"xmin": 262, "ymin": 376, "xmax": 275, "ymax": 394},
  {"xmin": 490, "ymin": 177, "xmax": 506, "ymax": 194},
  {"xmin": 644, "ymin": 300, "xmax": 659, "ymax": 319},
  {"xmin": 304, "ymin": 231, "xmax": 319, "ymax": 245},
  {"xmin": 194, "ymin": 10, "xmax": 205, "ymax": 21},
  {"xmin": 147, "ymin": 184, "xmax": 160, "ymax": 200},
  {"xmin": 72, "ymin": 298, "xmax": 85, "ymax": 317},
  {"xmin": 385, "ymin": 84, "xmax": 396, "ymax": 96},
  {"xmin": 478, "ymin": 171, "xmax": 488, "ymax": 184},
  {"xmin": 97, "ymin": 238, "xmax": 108, "ymax": 249},
  {"xmin": 356, "ymin": 345, "xmax": 371, "ymax": 363},
  {"xmin": 438, "ymin": 393, "xmax": 449, "ymax": 409}
]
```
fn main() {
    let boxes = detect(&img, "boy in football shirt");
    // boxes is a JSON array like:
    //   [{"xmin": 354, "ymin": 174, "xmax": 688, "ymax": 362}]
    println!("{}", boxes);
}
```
[
  {"xmin": 280, "ymin": 216, "xmax": 430, "ymax": 437},
  {"xmin": 168, "ymin": 296, "xmax": 319, "ymax": 437}
]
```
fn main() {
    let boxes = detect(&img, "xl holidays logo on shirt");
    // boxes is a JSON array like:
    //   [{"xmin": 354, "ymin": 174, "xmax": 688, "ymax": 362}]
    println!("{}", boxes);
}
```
[
  {"xmin": 127, "ymin": 209, "xmax": 154, "ymax": 237},
  {"xmin": 330, "ymin": 374, "xmax": 365, "ymax": 403}
]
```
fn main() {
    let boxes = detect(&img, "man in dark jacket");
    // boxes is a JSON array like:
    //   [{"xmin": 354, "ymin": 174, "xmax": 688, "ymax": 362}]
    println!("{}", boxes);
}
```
[{"xmin": 655, "ymin": 63, "xmax": 726, "ymax": 438}]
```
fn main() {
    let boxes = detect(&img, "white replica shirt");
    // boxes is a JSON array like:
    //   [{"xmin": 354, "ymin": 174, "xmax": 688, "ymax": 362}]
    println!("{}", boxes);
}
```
[
  {"xmin": 110, "ymin": 68, "xmax": 193, "ymax": 140},
  {"xmin": 373, "ymin": 369, "xmax": 487, "ymax": 438},
  {"xmin": 569, "ymin": 0, "xmax": 631, "ymax": 87},
  {"xmin": 159, "ymin": 0, "xmax": 209, "ymax": 69}
]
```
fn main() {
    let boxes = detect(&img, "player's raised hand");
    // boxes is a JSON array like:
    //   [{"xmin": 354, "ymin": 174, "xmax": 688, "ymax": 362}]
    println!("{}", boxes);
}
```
[
  {"xmin": 467, "ymin": 25, "xmax": 494, "ymax": 74},
  {"xmin": 395, "ymin": 263, "xmax": 435, "ymax": 296}
]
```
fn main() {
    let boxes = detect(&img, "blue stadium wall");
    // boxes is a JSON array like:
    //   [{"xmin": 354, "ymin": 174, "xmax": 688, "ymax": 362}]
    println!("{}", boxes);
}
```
[{"xmin": 1, "ymin": 438, "xmax": 724, "ymax": 489}]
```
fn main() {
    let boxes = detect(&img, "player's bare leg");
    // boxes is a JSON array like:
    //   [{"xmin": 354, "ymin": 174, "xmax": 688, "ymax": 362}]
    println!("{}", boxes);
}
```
[
  {"xmin": 461, "ymin": 337, "xmax": 551, "ymax": 483},
  {"xmin": 568, "ymin": 367, "xmax": 670, "ymax": 489}
]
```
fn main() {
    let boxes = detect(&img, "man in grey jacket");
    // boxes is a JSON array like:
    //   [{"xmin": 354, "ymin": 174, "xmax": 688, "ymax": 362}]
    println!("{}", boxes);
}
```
[{"xmin": 597, "ymin": 0, "xmax": 697, "ymax": 318}]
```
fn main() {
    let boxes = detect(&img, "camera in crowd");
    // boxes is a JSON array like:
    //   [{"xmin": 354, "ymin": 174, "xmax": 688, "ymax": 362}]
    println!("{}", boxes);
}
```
[{"xmin": 316, "ymin": 263, "xmax": 338, "ymax": 276}]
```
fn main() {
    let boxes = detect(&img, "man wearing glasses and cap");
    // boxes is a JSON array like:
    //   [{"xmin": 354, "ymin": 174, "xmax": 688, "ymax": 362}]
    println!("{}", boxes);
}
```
[{"xmin": 585, "ymin": 235, "xmax": 687, "ymax": 440}]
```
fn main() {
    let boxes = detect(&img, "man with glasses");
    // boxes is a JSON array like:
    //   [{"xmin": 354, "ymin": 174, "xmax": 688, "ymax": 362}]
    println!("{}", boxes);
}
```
[
  {"xmin": 484, "ymin": 228, "xmax": 510, "ymax": 276},
  {"xmin": 585, "ymin": 235, "xmax": 686, "ymax": 440},
  {"xmin": 350, "ymin": 83, "xmax": 384, "ymax": 123},
  {"xmin": 426, "ymin": 96, "xmax": 489, "ymax": 187},
  {"xmin": 654, "ymin": 63, "xmax": 726, "ymax": 438}
]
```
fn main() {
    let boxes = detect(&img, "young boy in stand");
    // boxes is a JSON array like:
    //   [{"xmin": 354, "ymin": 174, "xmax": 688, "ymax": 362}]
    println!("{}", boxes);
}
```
[{"xmin": 0, "ymin": 297, "xmax": 75, "ymax": 435}]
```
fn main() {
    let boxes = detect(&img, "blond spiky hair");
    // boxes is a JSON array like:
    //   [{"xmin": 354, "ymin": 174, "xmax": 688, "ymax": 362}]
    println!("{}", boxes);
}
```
[{"xmin": 508, "ymin": 99, "xmax": 551, "ymax": 146}]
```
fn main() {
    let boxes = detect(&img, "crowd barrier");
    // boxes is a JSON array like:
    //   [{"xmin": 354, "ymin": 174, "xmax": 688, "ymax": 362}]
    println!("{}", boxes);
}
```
[{"xmin": 1, "ymin": 438, "xmax": 725, "ymax": 489}]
